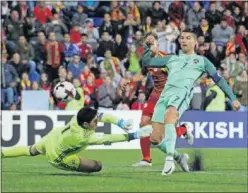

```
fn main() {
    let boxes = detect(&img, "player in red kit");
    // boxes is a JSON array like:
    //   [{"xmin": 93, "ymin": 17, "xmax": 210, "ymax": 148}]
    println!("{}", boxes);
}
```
[{"xmin": 132, "ymin": 32, "xmax": 194, "ymax": 167}]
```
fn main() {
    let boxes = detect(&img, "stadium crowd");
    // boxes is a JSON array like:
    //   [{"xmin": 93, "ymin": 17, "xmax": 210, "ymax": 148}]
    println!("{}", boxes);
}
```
[{"xmin": 1, "ymin": 1, "xmax": 248, "ymax": 111}]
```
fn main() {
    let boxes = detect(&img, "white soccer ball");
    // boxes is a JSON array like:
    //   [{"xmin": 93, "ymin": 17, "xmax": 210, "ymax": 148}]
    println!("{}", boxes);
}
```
[{"xmin": 53, "ymin": 81, "xmax": 76, "ymax": 102}]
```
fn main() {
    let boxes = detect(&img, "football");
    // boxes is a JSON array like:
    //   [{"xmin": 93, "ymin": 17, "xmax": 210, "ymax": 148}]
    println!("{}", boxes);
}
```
[{"xmin": 53, "ymin": 81, "xmax": 76, "ymax": 102}]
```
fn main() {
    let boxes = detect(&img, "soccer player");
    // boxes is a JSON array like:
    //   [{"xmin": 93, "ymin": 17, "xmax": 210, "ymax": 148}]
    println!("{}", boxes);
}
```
[
  {"xmin": 132, "ymin": 32, "xmax": 194, "ymax": 167},
  {"xmin": 142, "ymin": 29, "xmax": 241, "ymax": 175},
  {"xmin": 2, "ymin": 107, "xmax": 152, "ymax": 173}
]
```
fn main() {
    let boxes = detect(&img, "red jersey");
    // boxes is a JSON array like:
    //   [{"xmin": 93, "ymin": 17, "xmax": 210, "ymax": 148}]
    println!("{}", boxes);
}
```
[{"xmin": 147, "ymin": 51, "xmax": 168, "ymax": 94}]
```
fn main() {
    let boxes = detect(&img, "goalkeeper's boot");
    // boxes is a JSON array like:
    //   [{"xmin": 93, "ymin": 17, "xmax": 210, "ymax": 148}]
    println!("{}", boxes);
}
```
[
  {"xmin": 177, "ymin": 153, "xmax": 190, "ymax": 172},
  {"xmin": 182, "ymin": 123, "xmax": 194, "ymax": 145},
  {"xmin": 161, "ymin": 156, "xmax": 175, "ymax": 176},
  {"xmin": 132, "ymin": 160, "xmax": 152, "ymax": 167}
]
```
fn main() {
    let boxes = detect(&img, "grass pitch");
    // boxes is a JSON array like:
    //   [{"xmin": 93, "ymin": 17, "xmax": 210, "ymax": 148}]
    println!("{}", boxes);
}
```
[{"xmin": 2, "ymin": 149, "xmax": 247, "ymax": 192}]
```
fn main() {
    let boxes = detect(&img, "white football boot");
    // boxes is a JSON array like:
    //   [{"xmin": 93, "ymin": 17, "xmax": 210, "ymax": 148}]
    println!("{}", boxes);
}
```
[
  {"xmin": 182, "ymin": 123, "xmax": 194, "ymax": 145},
  {"xmin": 161, "ymin": 156, "xmax": 175, "ymax": 176},
  {"xmin": 176, "ymin": 153, "xmax": 190, "ymax": 172},
  {"xmin": 132, "ymin": 160, "xmax": 152, "ymax": 167}
]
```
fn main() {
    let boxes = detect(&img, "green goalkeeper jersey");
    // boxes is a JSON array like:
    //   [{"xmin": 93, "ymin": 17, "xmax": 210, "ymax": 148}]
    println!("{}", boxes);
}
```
[
  {"xmin": 142, "ymin": 45, "xmax": 236, "ymax": 101},
  {"xmin": 36, "ymin": 113, "xmax": 129, "ymax": 162}
]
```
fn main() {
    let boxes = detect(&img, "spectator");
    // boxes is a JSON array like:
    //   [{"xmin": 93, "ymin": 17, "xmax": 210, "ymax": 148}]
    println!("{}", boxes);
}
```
[
  {"xmin": 186, "ymin": 1, "xmax": 210, "ymax": 11},
  {"xmin": 235, "ymin": 25, "xmax": 248, "ymax": 55},
  {"xmin": 197, "ymin": 44, "xmax": 218, "ymax": 67},
  {"xmin": 186, "ymin": 1, "xmax": 205, "ymax": 30},
  {"xmin": 23, "ymin": 13, "xmax": 41, "ymax": 42},
  {"xmin": 70, "ymin": 24, "xmax": 81, "ymax": 45},
  {"xmin": 67, "ymin": 54, "xmax": 85, "ymax": 79},
  {"xmin": 97, "ymin": 31, "xmax": 115, "ymax": 57},
  {"xmin": 33, "ymin": 1, "xmax": 52, "ymax": 24},
  {"xmin": 17, "ymin": 35, "xmax": 37, "ymax": 75},
  {"xmin": 100, "ymin": 50, "xmax": 121, "ymax": 79},
  {"xmin": 46, "ymin": 32, "xmax": 64, "ymax": 81},
  {"xmin": 134, "ymin": 30, "xmax": 144, "ymax": 57},
  {"xmin": 153, "ymin": 20, "xmax": 167, "ymax": 53},
  {"xmin": 20, "ymin": 72, "xmax": 31, "ymax": 91},
  {"xmin": 135, "ymin": 1, "xmax": 153, "ymax": 24},
  {"xmin": 233, "ymin": 70, "xmax": 248, "ymax": 111},
  {"xmin": 40, "ymin": 72, "xmax": 51, "ymax": 91},
  {"xmin": 203, "ymin": 78, "xmax": 226, "ymax": 112},
  {"xmin": 196, "ymin": 18, "xmax": 212, "ymax": 43},
  {"xmin": 209, "ymin": 42, "xmax": 221, "ymax": 69},
  {"xmin": 78, "ymin": 33, "xmax": 93, "ymax": 62},
  {"xmin": 79, "ymin": 65, "xmax": 95, "ymax": 86},
  {"xmin": 238, "ymin": 53, "xmax": 248, "ymax": 69},
  {"xmin": 45, "ymin": 12, "xmax": 68, "ymax": 42},
  {"xmin": 67, "ymin": 71, "xmax": 73, "ymax": 83},
  {"xmin": 31, "ymin": 81, "xmax": 40, "ymax": 90},
  {"xmin": 86, "ymin": 54, "xmax": 97, "ymax": 69},
  {"xmin": 212, "ymin": 18, "xmax": 234, "ymax": 53},
  {"xmin": 147, "ymin": 1, "xmax": 168, "ymax": 26},
  {"xmin": 72, "ymin": 5, "xmax": 88, "ymax": 27},
  {"xmin": 1, "ymin": 1, "xmax": 10, "ymax": 22},
  {"xmin": 34, "ymin": 31, "xmax": 47, "ymax": 73},
  {"xmin": 12, "ymin": 1, "xmax": 31, "ymax": 22},
  {"xmin": 9, "ymin": 53, "xmax": 27, "ymax": 77},
  {"xmin": 1, "ymin": 55, "xmax": 19, "ymax": 109},
  {"xmin": 164, "ymin": 21, "xmax": 180, "ymax": 54},
  {"xmin": 4, "ymin": 10, "xmax": 24, "ymax": 42},
  {"xmin": 98, "ymin": 76, "xmax": 116, "ymax": 110},
  {"xmin": 225, "ymin": 36, "xmax": 236, "ymax": 57},
  {"xmin": 95, "ymin": 70, "xmax": 106, "ymax": 89},
  {"xmin": 142, "ymin": 16, "xmax": 153, "ymax": 33},
  {"xmin": 63, "ymin": 33, "xmax": 79, "ymax": 60},
  {"xmin": 126, "ymin": 45, "xmax": 141, "ymax": 74},
  {"xmin": 233, "ymin": 6, "xmax": 243, "ymax": 27},
  {"xmin": 113, "ymin": 34, "xmax": 128, "ymax": 61},
  {"xmin": 71, "ymin": 78, "xmax": 85, "ymax": 107},
  {"xmin": 131, "ymin": 92, "xmax": 146, "ymax": 110},
  {"xmin": 221, "ymin": 53, "xmax": 244, "ymax": 80},
  {"xmin": 116, "ymin": 98, "xmax": 130, "ymax": 110},
  {"xmin": 81, "ymin": 19, "xmax": 99, "ymax": 44},
  {"xmin": 223, "ymin": 9, "xmax": 236, "ymax": 29},
  {"xmin": 80, "ymin": 1, "xmax": 100, "ymax": 17},
  {"xmin": 127, "ymin": 1, "xmax": 141, "ymax": 25},
  {"xmin": 110, "ymin": 1, "xmax": 126, "ymax": 25},
  {"xmin": 205, "ymin": 2, "xmax": 222, "ymax": 30},
  {"xmin": 168, "ymin": 2, "xmax": 185, "ymax": 27},
  {"xmin": 99, "ymin": 13, "xmax": 117, "ymax": 38},
  {"xmin": 83, "ymin": 75, "xmax": 96, "ymax": 106}
]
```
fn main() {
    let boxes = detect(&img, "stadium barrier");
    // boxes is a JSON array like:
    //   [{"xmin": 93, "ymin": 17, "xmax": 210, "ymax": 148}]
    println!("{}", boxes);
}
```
[{"xmin": 1, "ymin": 111, "xmax": 247, "ymax": 149}]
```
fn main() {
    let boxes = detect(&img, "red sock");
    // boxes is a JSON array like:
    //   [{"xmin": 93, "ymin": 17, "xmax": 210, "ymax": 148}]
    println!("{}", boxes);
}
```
[
  {"xmin": 176, "ymin": 126, "xmax": 187, "ymax": 137},
  {"xmin": 140, "ymin": 136, "xmax": 151, "ymax": 162}
]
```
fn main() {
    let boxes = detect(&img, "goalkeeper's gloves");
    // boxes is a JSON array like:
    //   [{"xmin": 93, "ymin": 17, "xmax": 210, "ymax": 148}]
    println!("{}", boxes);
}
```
[
  {"xmin": 128, "ymin": 126, "xmax": 153, "ymax": 141},
  {"xmin": 117, "ymin": 119, "xmax": 133, "ymax": 132}
]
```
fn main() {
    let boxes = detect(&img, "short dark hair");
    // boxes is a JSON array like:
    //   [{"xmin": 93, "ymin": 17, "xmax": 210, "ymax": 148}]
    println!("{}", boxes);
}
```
[
  {"xmin": 153, "ymin": 1, "xmax": 161, "ymax": 6},
  {"xmin": 77, "ymin": 107, "xmax": 98, "ymax": 126},
  {"xmin": 81, "ymin": 33, "xmax": 88, "ymax": 37},
  {"xmin": 181, "ymin": 28, "xmax": 197, "ymax": 39},
  {"xmin": 145, "ymin": 32, "xmax": 158, "ymax": 40}
]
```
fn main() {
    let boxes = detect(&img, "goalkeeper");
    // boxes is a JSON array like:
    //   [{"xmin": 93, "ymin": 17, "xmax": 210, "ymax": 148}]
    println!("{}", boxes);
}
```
[{"xmin": 2, "ymin": 107, "xmax": 151, "ymax": 173}]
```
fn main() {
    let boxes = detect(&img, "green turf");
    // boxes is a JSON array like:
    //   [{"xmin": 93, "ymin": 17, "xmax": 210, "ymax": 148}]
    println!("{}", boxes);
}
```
[{"xmin": 2, "ymin": 149, "xmax": 248, "ymax": 192}]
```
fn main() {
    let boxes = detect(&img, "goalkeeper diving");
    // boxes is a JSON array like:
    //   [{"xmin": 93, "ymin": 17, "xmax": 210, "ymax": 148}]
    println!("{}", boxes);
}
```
[{"xmin": 2, "ymin": 107, "xmax": 152, "ymax": 173}]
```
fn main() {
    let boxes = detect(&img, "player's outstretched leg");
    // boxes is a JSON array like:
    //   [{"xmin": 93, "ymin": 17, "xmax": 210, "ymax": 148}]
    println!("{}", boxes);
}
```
[{"xmin": 2, "ymin": 145, "xmax": 40, "ymax": 158}]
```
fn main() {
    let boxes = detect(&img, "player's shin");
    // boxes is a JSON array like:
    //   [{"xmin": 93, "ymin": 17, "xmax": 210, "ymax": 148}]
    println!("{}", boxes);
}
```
[
  {"xmin": 164, "ymin": 124, "xmax": 176, "ymax": 156},
  {"xmin": 2, "ymin": 146, "xmax": 31, "ymax": 158}
]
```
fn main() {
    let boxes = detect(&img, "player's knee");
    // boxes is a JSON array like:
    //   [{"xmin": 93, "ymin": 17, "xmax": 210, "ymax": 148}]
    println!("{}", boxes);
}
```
[
  {"xmin": 29, "ymin": 145, "xmax": 40, "ymax": 156},
  {"xmin": 150, "ymin": 134, "xmax": 162, "ymax": 145},
  {"xmin": 165, "ymin": 106, "xmax": 179, "ymax": 124},
  {"xmin": 93, "ymin": 161, "xmax": 102, "ymax": 172}
]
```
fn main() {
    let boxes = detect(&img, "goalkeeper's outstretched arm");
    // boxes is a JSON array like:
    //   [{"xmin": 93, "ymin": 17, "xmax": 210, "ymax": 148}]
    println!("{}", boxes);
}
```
[{"xmin": 88, "ymin": 127, "xmax": 153, "ymax": 145}]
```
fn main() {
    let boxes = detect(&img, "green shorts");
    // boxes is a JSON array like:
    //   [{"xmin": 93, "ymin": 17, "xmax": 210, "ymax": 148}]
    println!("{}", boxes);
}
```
[
  {"xmin": 34, "ymin": 135, "xmax": 80, "ymax": 171},
  {"xmin": 152, "ymin": 90, "xmax": 191, "ymax": 124}
]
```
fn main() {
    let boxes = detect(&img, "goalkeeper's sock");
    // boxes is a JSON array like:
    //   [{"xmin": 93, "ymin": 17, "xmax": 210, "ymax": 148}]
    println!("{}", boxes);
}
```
[
  {"xmin": 2, "ymin": 146, "xmax": 31, "ymax": 158},
  {"xmin": 176, "ymin": 125, "xmax": 187, "ymax": 137},
  {"xmin": 140, "ymin": 136, "xmax": 151, "ymax": 162},
  {"xmin": 164, "ymin": 124, "xmax": 176, "ymax": 156}
]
